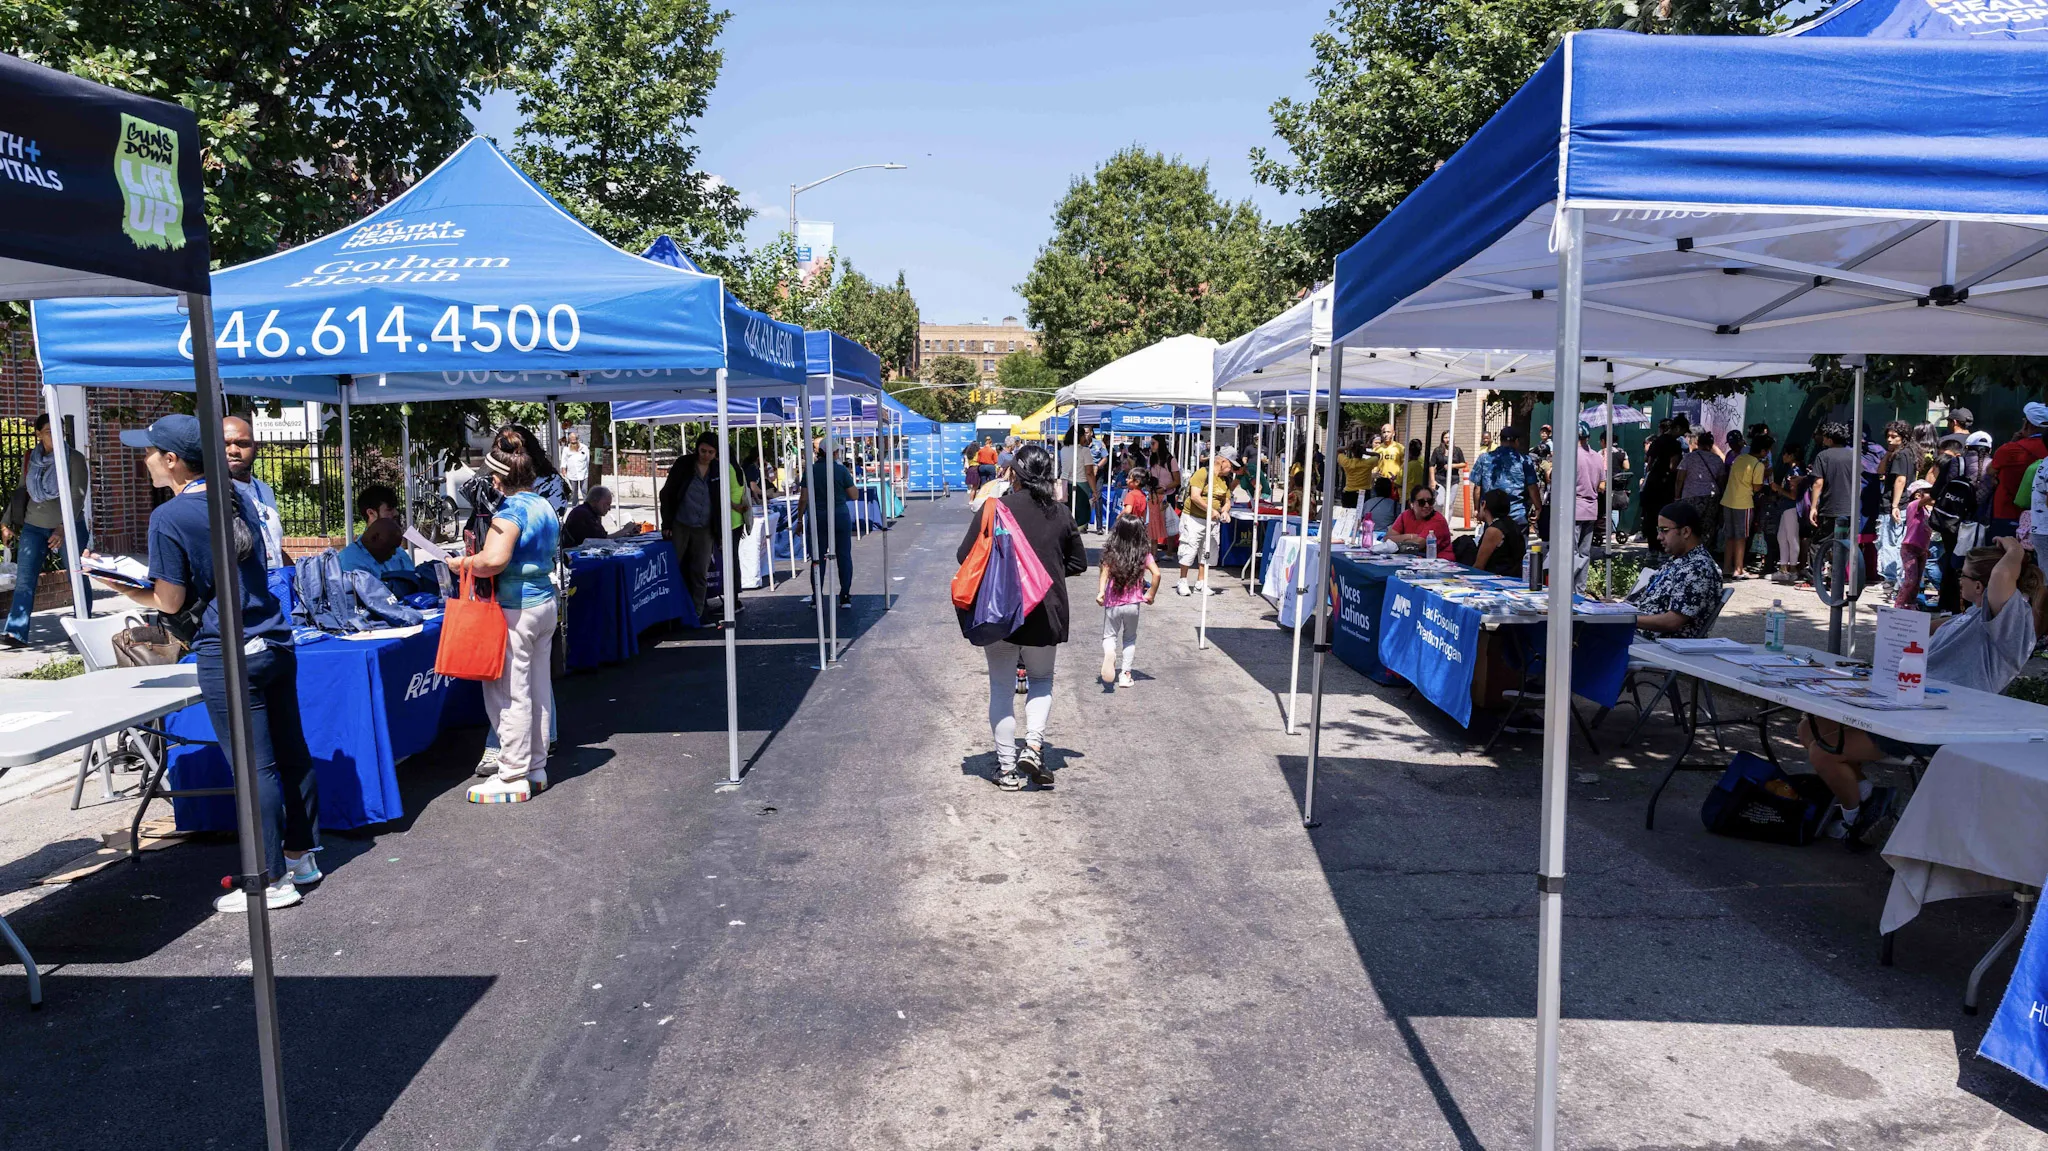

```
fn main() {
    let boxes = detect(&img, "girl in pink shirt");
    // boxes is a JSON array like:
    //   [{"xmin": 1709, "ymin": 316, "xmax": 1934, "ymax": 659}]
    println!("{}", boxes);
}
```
[
  {"xmin": 1894, "ymin": 480, "xmax": 1935, "ymax": 609},
  {"xmin": 1096, "ymin": 514, "xmax": 1160, "ymax": 687}
]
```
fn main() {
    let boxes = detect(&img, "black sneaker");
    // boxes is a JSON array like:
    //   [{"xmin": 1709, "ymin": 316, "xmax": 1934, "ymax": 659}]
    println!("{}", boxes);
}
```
[
  {"xmin": 1844, "ymin": 786, "xmax": 1897, "ymax": 853},
  {"xmin": 837, "ymin": 593, "xmax": 853, "ymax": 609},
  {"xmin": 1019, "ymin": 743, "xmax": 1053, "ymax": 788},
  {"xmin": 995, "ymin": 769, "xmax": 1030, "ymax": 791}
]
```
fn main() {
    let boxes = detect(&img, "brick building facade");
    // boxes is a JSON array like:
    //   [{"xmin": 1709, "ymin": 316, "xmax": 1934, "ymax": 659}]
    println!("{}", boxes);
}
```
[{"xmin": 1, "ymin": 325, "xmax": 176, "ymax": 609}]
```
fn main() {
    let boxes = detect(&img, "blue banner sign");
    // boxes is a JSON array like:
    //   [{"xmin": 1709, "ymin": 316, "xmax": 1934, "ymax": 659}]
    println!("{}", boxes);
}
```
[{"xmin": 1378, "ymin": 572, "xmax": 1481, "ymax": 725}]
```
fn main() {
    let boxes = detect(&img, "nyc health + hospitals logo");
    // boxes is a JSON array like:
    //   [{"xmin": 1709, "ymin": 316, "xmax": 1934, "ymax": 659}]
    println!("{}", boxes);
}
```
[{"xmin": 115, "ymin": 113, "xmax": 184, "ymax": 251}]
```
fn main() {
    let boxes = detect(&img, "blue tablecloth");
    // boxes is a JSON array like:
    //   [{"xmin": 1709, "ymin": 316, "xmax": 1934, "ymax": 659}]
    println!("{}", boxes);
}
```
[
  {"xmin": 165, "ymin": 619, "xmax": 486, "ymax": 832},
  {"xmin": 566, "ymin": 537, "xmax": 692, "ymax": 670},
  {"xmin": 1328, "ymin": 553, "xmax": 1408, "ymax": 687},
  {"xmin": 1377, "ymin": 570, "xmax": 1634, "ymax": 728}
]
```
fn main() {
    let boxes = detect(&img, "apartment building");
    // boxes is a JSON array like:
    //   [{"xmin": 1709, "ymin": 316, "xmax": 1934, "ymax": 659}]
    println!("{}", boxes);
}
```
[{"xmin": 914, "ymin": 318, "xmax": 1037, "ymax": 383}]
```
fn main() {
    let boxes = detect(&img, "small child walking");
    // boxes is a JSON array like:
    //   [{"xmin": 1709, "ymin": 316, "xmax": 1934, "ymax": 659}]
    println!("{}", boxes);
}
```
[
  {"xmin": 1097, "ymin": 513, "xmax": 1160, "ymax": 687},
  {"xmin": 1893, "ymin": 479, "xmax": 1935, "ymax": 609}
]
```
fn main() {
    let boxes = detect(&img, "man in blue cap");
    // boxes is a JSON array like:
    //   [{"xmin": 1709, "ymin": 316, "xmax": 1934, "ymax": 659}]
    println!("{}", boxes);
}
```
[{"xmin": 88, "ymin": 414, "xmax": 319, "ymax": 914}]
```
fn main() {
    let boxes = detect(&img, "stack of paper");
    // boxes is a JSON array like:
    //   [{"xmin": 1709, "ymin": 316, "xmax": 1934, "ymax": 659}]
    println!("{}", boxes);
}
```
[{"xmin": 1656, "ymin": 637, "xmax": 1752, "ymax": 653}]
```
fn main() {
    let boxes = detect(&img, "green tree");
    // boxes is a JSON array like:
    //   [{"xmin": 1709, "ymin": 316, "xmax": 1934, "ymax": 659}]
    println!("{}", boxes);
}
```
[
  {"xmin": 927, "ymin": 354, "xmax": 980, "ymax": 390},
  {"xmin": 721, "ymin": 233, "xmax": 920, "ymax": 378},
  {"xmin": 827, "ymin": 267, "xmax": 921, "ymax": 380},
  {"xmin": 1019, "ymin": 147, "xmax": 1291, "ymax": 384},
  {"xmin": 1252, "ymin": 0, "xmax": 1793, "ymax": 273},
  {"xmin": 996, "ymin": 348, "xmax": 1059, "ymax": 397},
  {"xmin": 0, "ymin": 0, "xmax": 538, "ymax": 266},
  {"xmin": 509, "ymin": 0, "xmax": 749, "ymax": 256}
]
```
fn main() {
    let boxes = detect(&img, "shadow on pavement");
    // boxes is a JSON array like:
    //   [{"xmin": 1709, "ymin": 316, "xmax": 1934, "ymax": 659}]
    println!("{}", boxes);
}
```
[
  {"xmin": 1275, "ymin": 749, "xmax": 2048, "ymax": 1135},
  {"xmin": 0, "ymin": 973, "xmax": 492, "ymax": 1151}
]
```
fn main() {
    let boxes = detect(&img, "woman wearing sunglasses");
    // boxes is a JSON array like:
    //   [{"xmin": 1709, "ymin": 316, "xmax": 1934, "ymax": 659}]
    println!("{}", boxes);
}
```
[{"xmin": 1387, "ymin": 483, "xmax": 1454, "ymax": 553}]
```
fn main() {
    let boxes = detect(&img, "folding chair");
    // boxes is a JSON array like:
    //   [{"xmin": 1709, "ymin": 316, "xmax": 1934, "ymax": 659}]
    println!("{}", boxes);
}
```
[{"xmin": 59, "ymin": 610, "xmax": 150, "ymax": 808}]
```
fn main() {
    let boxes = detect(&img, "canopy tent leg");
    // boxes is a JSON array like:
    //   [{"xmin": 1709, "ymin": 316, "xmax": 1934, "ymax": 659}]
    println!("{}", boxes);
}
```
[
  {"xmin": 825, "ymin": 377, "xmax": 840, "ymax": 664},
  {"xmin": 401, "ymin": 406, "xmax": 413, "ymax": 536},
  {"xmin": 1830, "ymin": 360, "xmax": 1867, "ymax": 656},
  {"xmin": 1247, "ymin": 408, "xmax": 1265, "ymax": 593},
  {"xmin": 339, "ymin": 389, "xmax": 355, "ymax": 545},
  {"xmin": 1602, "ymin": 369, "xmax": 1616, "ymax": 596},
  {"xmin": 186, "ymin": 293, "xmax": 293, "ymax": 1151},
  {"xmin": 1199, "ymin": 393, "xmax": 1218, "ymax": 648},
  {"xmin": 1287, "ymin": 349, "xmax": 1321, "ymax": 735},
  {"xmin": 1302, "ymin": 342, "xmax": 1345, "ymax": 824},
  {"xmin": 545, "ymin": 399, "xmax": 559, "ymax": 459},
  {"xmin": 1445, "ymin": 389, "xmax": 1461, "ymax": 520},
  {"xmin": 715, "ymin": 371, "xmax": 741, "ymax": 786},
  {"xmin": 801, "ymin": 380, "xmax": 829, "ymax": 671},
  {"xmin": 1533, "ymin": 206, "xmax": 1587, "ymax": 1151},
  {"xmin": 882, "ymin": 411, "xmax": 891, "ymax": 612},
  {"xmin": 754, "ymin": 420, "xmax": 771, "ymax": 586},
  {"xmin": 43, "ymin": 384, "xmax": 91, "ymax": 621}
]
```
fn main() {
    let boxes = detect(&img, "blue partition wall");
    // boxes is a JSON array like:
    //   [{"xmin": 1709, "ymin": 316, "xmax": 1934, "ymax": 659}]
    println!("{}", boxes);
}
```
[{"xmin": 909, "ymin": 422, "xmax": 976, "ymax": 492}]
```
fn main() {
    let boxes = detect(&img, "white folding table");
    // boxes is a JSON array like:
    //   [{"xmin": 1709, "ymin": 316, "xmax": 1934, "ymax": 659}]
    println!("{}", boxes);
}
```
[
  {"xmin": 0, "ymin": 666, "xmax": 209, "ymax": 1008},
  {"xmin": 1624, "ymin": 641, "xmax": 2048, "ymax": 829}
]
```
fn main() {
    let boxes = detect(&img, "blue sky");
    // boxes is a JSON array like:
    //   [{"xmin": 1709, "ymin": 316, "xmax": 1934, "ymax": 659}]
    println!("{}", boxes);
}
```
[{"xmin": 469, "ymin": 0, "xmax": 1332, "ymax": 324}]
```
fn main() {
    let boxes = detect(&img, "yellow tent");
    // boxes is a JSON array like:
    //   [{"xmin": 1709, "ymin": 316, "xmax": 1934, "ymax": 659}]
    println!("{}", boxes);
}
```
[{"xmin": 1010, "ymin": 397, "xmax": 1065, "ymax": 439}]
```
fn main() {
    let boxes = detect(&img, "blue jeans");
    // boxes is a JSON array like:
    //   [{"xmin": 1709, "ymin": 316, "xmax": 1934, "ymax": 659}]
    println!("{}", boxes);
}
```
[
  {"xmin": 196, "ymin": 644, "xmax": 318, "ymax": 881},
  {"xmin": 6, "ymin": 521, "xmax": 91, "ymax": 642}
]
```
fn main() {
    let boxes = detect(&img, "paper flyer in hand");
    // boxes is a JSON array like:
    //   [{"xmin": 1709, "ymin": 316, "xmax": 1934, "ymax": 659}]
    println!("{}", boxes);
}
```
[{"xmin": 82, "ymin": 554, "xmax": 152, "ymax": 588}]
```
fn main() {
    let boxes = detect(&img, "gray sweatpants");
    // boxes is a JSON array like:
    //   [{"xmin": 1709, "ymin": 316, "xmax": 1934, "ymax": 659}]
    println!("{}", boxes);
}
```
[
  {"xmin": 1102, "ymin": 602, "xmax": 1141, "ymax": 675},
  {"xmin": 984, "ymin": 641, "xmax": 1054, "ymax": 771},
  {"xmin": 483, "ymin": 598, "xmax": 556, "ymax": 782}
]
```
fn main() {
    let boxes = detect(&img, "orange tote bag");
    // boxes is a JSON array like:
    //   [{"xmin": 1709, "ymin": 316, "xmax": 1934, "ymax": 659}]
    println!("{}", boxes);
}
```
[{"xmin": 434, "ymin": 567, "xmax": 509, "ymax": 681}]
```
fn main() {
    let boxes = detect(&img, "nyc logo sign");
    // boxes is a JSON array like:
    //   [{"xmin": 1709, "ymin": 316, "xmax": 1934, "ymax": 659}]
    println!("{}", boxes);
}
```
[{"xmin": 1389, "ymin": 593, "xmax": 1413, "ymax": 620}]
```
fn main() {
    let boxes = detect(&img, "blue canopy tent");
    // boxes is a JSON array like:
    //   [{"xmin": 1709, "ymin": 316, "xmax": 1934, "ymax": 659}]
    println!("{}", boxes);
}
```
[
  {"xmin": 803, "ymin": 329, "xmax": 887, "ymax": 663},
  {"xmin": 34, "ymin": 137, "xmax": 762, "ymax": 789},
  {"xmin": 1318, "ymin": 31, "xmax": 2048, "ymax": 1146},
  {"xmin": 1788, "ymin": 0, "xmax": 2048, "ymax": 38}
]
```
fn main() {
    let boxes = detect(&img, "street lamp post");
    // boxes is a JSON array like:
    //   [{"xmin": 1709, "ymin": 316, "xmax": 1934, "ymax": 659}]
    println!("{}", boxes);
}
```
[{"xmin": 788, "ymin": 162, "xmax": 907, "ymax": 237}]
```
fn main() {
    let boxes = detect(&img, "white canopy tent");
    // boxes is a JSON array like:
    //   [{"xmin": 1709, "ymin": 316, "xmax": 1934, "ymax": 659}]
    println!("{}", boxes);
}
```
[{"xmin": 1319, "ymin": 30, "xmax": 2048, "ymax": 1148}]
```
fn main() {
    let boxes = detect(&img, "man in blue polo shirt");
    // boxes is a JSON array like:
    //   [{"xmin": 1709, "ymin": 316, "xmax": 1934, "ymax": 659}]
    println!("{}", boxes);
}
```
[{"xmin": 1470, "ymin": 425, "xmax": 1544, "ymax": 528}]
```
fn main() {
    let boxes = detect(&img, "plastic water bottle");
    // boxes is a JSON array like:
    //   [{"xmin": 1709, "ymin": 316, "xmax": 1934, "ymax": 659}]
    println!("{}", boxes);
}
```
[
  {"xmin": 1521, "ymin": 547, "xmax": 1534, "ymax": 587},
  {"xmin": 1895, "ymin": 640, "xmax": 1927, "ymax": 705},
  {"xmin": 1764, "ymin": 599, "xmax": 1787, "ymax": 652},
  {"xmin": 1425, "ymin": 532, "xmax": 1438, "ymax": 561}
]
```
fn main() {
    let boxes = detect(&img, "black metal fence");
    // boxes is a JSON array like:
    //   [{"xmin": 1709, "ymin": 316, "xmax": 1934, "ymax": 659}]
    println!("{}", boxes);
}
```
[
  {"xmin": 250, "ymin": 439, "xmax": 350, "ymax": 539},
  {"xmin": 0, "ymin": 414, "xmax": 68, "ymax": 571}
]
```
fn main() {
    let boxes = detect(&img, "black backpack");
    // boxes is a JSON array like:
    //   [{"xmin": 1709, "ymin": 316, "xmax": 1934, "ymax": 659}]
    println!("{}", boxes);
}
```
[{"xmin": 1931, "ymin": 456, "xmax": 1978, "ymax": 534}]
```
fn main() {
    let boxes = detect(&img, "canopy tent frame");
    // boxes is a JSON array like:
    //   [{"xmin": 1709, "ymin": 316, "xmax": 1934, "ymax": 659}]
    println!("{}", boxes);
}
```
[{"xmin": 1314, "ymin": 30, "xmax": 2048, "ymax": 1149}]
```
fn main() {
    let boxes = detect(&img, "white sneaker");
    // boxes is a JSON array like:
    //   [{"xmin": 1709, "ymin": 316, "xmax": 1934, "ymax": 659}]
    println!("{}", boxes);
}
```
[
  {"xmin": 286, "ymin": 852, "xmax": 322, "ymax": 886},
  {"xmin": 1201, "ymin": 585, "xmax": 1222, "ymax": 596},
  {"xmin": 467, "ymin": 776, "xmax": 536, "ymax": 804},
  {"xmin": 215, "ymin": 877, "xmax": 300, "ymax": 914},
  {"xmin": 1175, "ymin": 583, "xmax": 1192, "ymax": 597},
  {"xmin": 1116, "ymin": 671, "xmax": 1134, "ymax": 688},
  {"xmin": 529, "ymin": 768, "xmax": 549, "ymax": 793}
]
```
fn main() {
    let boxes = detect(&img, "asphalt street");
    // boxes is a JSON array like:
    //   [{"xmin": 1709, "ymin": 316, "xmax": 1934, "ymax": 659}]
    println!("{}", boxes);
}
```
[{"xmin": 2, "ymin": 492, "xmax": 2046, "ymax": 1149}]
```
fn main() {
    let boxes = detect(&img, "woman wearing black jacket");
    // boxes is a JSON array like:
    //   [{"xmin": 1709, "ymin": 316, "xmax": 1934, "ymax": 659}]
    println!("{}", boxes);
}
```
[{"xmin": 957, "ymin": 443, "xmax": 1088, "ymax": 791}]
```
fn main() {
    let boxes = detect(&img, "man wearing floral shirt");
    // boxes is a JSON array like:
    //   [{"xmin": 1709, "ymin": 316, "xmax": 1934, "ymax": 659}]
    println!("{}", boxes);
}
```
[{"xmin": 1626, "ymin": 501, "xmax": 1724, "ymax": 639}]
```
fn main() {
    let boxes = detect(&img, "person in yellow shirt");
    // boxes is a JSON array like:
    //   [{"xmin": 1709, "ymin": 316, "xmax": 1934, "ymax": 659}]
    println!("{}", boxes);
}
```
[
  {"xmin": 1720, "ymin": 430, "xmax": 1769, "ymax": 579},
  {"xmin": 1374, "ymin": 434, "xmax": 1405, "ymax": 483},
  {"xmin": 1176, "ymin": 447, "xmax": 1239, "ymax": 595},
  {"xmin": 1401, "ymin": 437, "xmax": 1428, "ymax": 498}
]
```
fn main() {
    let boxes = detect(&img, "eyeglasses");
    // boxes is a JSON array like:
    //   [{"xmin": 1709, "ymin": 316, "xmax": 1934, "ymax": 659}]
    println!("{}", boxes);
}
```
[{"xmin": 1413, "ymin": 499, "xmax": 1435, "ymax": 508}]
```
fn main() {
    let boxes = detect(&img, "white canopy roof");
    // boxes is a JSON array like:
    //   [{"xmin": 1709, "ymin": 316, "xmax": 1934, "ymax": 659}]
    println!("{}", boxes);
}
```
[{"xmin": 1054, "ymin": 333, "xmax": 1251, "ymax": 407}]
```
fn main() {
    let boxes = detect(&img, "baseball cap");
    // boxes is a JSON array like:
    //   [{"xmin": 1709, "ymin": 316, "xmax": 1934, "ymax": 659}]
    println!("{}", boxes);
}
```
[
  {"xmin": 1967, "ymin": 430, "xmax": 1993, "ymax": 448},
  {"xmin": 2025, "ymin": 401, "xmax": 2048, "ymax": 428},
  {"xmin": 1215, "ymin": 446, "xmax": 1241, "ymax": 466},
  {"xmin": 1907, "ymin": 479, "xmax": 1933, "ymax": 494},
  {"xmin": 1951, "ymin": 406, "xmax": 1974, "ymax": 427},
  {"xmin": 118, "ymin": 414, "xmax": 205, "ymax": 466}
]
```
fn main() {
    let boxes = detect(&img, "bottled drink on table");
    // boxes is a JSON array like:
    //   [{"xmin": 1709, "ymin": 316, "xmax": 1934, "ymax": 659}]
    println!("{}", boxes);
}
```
[
  {"xmin": 1764, "ymin": 599, "xmax": 1787, "ymax": 652},
  {"xmin": 1895, "ymin": 640, "xmax": 1927, "ymax": 704},
  {"xmin": 1425, "ymin": 532, "xmax": 1437, "ymax": 561}
]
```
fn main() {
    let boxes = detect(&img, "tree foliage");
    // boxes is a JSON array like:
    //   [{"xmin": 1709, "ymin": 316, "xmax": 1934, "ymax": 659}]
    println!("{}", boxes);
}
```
[
  {"xmin": 721, "ymin": 233, "xmax": 921, "ymax": 379},
  {"xmin": 0, "ymin": 0, "xmax": 539, "ymax": 266},
  {"xmin": 1252, "ymin": 0, "xmax": 1793, "ymax": 272},
  {"xmin": 1018, "ymin": 147, "xmax": 1291, "ymax": 385},
  {"xmin": 997, "ymin": 349, "xmax": 1060, "ymax": 397},
  {"xmin": 508, "ymin": 0, "xmax": 748, "ymax": 256},
  {"xmin": 926, "ymin": 355, "xmax": 980, "ymax": 390}
]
